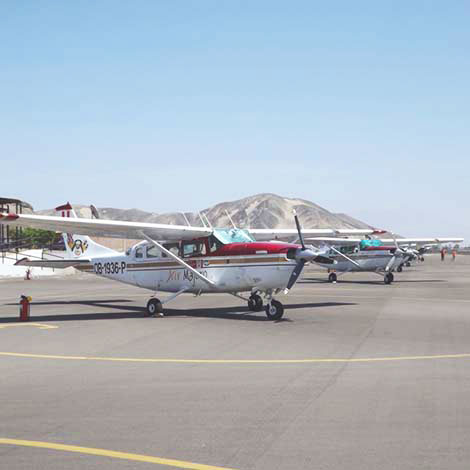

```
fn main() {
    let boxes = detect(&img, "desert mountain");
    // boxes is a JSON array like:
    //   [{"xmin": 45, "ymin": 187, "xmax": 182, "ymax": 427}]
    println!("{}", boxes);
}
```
[{"xmin": 38, "ymin": 193, "xmax": 374, "ymax": 230}]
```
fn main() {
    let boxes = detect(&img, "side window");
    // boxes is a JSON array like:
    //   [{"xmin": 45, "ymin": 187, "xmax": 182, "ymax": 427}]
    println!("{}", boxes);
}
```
[
  {"xmin": 182, "ymin": 241, "xmax": 206, "ymax": 258},
  {"xmin": 146, "ymin": 245, "xmax": 160, "ymax": 258},
  {"xmin": 162, "ymin": 243, "xmax": 179, "ymax": 258},
  {"xmin": 135, "ymin": 247, "xmax": 143, "ymax": 259},
  {"xmin": 183, "ymin": 243, "xmax": 196, "ymax": 257}
]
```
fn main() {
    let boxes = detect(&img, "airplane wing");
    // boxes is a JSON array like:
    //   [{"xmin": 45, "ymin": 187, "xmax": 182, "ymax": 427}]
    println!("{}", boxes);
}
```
[
  {"xmin": 0, "ymin": 213, "xmax": 212, "ymax": 241},
  {"xmin": 306, "ymin": 237, "xmax": 464, "ymax": 247},
  {"xmin": 380, "ymin": 238, "xmax": 464, "ymax": 245},
  {"xmin": 15, "ymin": 258, "xmax": 92, "ymax": 269},
  {"xmin": 306, "ymin": 237, "xmax": 362, "ymax": 246},
  {"xmin": 247, "ymin": 228, "xmax": 379, "ymax": 241}
]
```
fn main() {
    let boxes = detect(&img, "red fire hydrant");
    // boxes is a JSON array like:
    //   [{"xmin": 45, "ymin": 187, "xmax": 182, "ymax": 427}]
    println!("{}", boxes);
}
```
[{"xmin": 19, "ymin": 295, "xmax": 32, "ymax": 321}]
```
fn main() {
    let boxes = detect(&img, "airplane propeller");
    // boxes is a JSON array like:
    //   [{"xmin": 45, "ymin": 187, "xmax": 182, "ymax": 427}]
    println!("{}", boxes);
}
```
[
  {"xmin": 387, "ymin": 235, "xmax": 418, "ymax": 271},
  {"xmin": 284, "ymin": 211, "xmax": 335, "ymax": 293}
]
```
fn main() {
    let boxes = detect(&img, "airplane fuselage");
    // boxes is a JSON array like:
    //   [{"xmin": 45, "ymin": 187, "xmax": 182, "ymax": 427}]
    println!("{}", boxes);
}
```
[
  {"xmin": 316, "ymin": 248, "xmax": 406, "ymax": 273},
  {"xmin": 75, "ymin": 242, "xmax": 298, "ymax": 294}
]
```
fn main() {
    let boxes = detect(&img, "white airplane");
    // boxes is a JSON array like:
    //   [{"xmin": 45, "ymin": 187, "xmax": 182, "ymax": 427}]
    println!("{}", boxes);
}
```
[
  {"xmin": 0, "ymin": 204, "xmax": 376, "ymax": 320},
  {"xmin": 307, "ymin": 236, "xmax": 464, "ymax": 284}
]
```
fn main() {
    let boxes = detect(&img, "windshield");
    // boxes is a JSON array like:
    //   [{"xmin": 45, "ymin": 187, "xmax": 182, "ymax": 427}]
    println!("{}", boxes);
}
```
[
  {"xmin": 213, "ymin": 229, "xmax": 255, "ymax": 244},
  {"xmin": 360, "ymin": 239, "xmax": 383, "ymax": 250}
]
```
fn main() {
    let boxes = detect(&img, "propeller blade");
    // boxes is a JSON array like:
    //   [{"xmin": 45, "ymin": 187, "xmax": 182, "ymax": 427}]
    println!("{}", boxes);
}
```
[
  {"xmin": 284, "ymin": 259, "xmax": 306, "ymax": 293},
  {"xmin": 293, "ymin": 210, "xmax": 306, "ymax": 250},
  {"xmin": 385, "ymin": 255, "xmax": 397, "ymax": 272}
]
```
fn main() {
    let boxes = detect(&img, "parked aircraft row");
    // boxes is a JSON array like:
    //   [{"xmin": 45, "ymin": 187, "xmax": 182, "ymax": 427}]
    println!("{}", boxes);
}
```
[{"xmin": 0, "ymin": 203, "xmax": 463, "ymax": 320}]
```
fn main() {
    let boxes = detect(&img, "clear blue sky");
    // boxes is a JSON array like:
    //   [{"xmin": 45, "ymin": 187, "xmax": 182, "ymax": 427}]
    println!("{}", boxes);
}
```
[{"xmin": 1, "ymin": 1, "xmax": 469, "ymax": 240}]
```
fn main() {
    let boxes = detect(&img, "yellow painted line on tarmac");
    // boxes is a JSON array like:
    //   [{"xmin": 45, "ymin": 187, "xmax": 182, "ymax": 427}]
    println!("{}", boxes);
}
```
[
  {"xmin": 0, "ymin": 438, "xmax": 235, "ymax": 470},
  {"xmin": 1, "ymin": 351, "xmax": 470, "ymax": 364},
  {"xmin": 0, "ymin": 323, "xmax": 58, "ymax": 330}
]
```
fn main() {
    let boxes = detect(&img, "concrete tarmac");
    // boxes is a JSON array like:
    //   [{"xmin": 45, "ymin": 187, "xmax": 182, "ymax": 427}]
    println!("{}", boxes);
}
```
[{"xmin": 1, "ymin": 255, "xmax": 470, "ymax": 469}]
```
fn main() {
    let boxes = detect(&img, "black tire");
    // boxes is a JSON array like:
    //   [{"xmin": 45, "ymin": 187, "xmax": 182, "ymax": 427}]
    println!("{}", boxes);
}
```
[
  {"xmin": 146, "ymin": 298, "xmax": 163, "ymax": 316},
  {"xmin": 328, "ymin": 272, "xmax": 337, "ymax": 283},
  {"xmin": 405, "ymin": 262, "xmax": 411, "ymax": 267},
  {"xmin": 265, "ymin": 300, "xmax": 284, "ymax": 321},
  {"xmin": 248, "ymin": 294, "xmax": 263, "ymax": 312},
  {"xmin": 384, "ymin": 273, "xmax": 394, "ymax": 285},
  {"xmin": 253, "ymin": 294, "xmax": 263, "ymax": 311},
  {"xmin": 397, "ymin": 266, "xmax": 403, "ymax": 273}
]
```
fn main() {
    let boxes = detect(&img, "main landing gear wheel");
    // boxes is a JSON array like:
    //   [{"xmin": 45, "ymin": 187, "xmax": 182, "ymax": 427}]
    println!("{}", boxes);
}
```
[
  {"xmin": 397, "ymin": 265, "xmax": 403, "ymax": 273},
  {"xmin": 265, "ymin": 300, "xmax": 284, "ymax": 321},
  {"xmin": 248, "ymin": 294, "xmax": 263, "ymax": 312},
  {"xmin": 405, "ymin": 262, "xmax": 411, "ymax": 267},
  {"xmin": 146, "ymin": 298, "xmax": 163, "ymax": 317},
  {"xmin": 328, "ymin": 272, "xmax": 337, "ymax": 283},
  {"xmin": 384, "ymin": 272, "xmax": 394, "ymax": 285}
]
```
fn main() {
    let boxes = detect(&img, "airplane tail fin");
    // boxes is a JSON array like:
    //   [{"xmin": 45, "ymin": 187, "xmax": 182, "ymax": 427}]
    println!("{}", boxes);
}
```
[{"xmin": 55, "ymin": 203, "xmax": 117, "ymax": 259}]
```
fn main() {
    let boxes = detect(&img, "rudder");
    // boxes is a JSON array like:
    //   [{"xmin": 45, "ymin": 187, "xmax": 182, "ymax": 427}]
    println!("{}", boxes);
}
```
[{"xmin": 55, "ymin": 202, "xmax": 116, "ymax": 258}]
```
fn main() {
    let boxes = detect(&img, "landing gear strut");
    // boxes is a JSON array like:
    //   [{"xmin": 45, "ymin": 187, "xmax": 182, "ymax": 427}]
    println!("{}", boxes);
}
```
[
  {"xmin": 248, "ymin": 293, "xmax": 263, "ymax": 312},
  {"xmin": 146, "ymin": 298, "xmax": 163, "ymax": 317},
  {"xmin": 328, "ymin": 272, "xmax": 337, "ymax": 283},
  {"xmin": 265, "ymin": 300, "xmax": 284, "ymax": 321},
  {"xmin": 384, "ymin": 272, "xmax": 394, "ymax": 285}
]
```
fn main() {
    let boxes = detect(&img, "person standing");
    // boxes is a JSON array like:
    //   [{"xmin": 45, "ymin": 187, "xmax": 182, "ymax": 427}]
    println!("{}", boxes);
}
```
[
  {"xmin": 452, "ymin": 249, "xmax": 457, "ymax": 261},
  {"xmin": 441, "ymin": 248, "xmax": 446, "ymax": 261}
]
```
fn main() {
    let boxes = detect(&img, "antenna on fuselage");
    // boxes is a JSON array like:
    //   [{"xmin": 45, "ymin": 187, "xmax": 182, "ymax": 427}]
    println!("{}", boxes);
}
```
[
  {"xmin": 225, "ymin": 210, "xmax": 237, "ymax": 229},
  {"xmin": 180, "ymin": 212, "xmax": 190, "ymax": 227},
  {"xmin": 198, "ymin": 212, "xmax": 207, "ymax": 228}
]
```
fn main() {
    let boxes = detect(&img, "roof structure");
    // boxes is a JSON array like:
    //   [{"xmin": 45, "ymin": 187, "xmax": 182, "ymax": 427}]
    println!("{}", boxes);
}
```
[{"xmin": 0, "ymin": 198, "xmax": 33, "ymax": 211}]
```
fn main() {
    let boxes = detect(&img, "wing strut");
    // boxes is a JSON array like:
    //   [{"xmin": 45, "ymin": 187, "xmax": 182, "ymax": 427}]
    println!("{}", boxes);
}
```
[
  {"xmin": 329, "ymin": 246, "xmax": 363, "ymax": 269},
  {"xmin": 139, "ymin": 232, "xmax": 217, "ymax": 288}
]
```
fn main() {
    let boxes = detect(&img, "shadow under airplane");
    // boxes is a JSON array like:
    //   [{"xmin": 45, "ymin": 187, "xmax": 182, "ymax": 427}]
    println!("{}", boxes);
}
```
[{"xmin": 0, "ymin": 300, "xmax": 357, "ymax": 323}]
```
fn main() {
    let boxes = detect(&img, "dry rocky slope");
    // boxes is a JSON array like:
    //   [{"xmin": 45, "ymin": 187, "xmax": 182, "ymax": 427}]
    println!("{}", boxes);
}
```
[{"xmin": 38, "ymin": 193, "xmax": 374, "ymax": 230}]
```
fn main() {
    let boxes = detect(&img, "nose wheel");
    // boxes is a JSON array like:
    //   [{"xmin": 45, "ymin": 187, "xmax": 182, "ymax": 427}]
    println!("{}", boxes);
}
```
[
  {"xmin": 146, "ymin": 298, "xmax": 163, "ymax": 317},
  {"xmin": 265, "ymin": 300, "xmax": 284, "ymax": 321},
  {"xmin": 248, "ymin": 294, "xmax": 264, "ymax": 312}
]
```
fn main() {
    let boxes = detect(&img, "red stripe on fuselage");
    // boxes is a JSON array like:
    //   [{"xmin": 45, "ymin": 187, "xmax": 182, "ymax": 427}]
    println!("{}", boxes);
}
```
[{"xmin": 210, "ymin": 242, "xmax": 298, "ymax": 257}]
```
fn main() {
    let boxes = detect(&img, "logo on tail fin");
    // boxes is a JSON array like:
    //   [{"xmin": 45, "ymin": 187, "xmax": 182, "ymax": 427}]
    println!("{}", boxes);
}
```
[{"xmin": 66, "ymin": 234, "xmax": 88, "ymax": 256}]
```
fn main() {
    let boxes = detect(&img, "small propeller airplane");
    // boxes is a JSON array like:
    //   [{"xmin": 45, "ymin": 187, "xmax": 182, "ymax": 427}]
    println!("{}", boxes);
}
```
[
  {"xmin": 0, "ymin": 203, "xmax": 378, "ymax": 320},
  {"xmin": 307, "ymin": 235, "xmax": 464, "ymax": 284}
]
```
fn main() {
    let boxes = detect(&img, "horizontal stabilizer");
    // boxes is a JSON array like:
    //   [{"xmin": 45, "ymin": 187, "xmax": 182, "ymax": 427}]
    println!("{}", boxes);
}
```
[{"xmin": 15, "ymin": 258, "xmax": 92, "ymax": 269}]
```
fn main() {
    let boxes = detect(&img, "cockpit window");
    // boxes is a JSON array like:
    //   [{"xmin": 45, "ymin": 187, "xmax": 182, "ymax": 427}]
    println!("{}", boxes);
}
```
[
  {"xmin": 213, "ymin": 228, "xmax": 254, "ymax": 244},
  {"xmin": 208, "ymin": 235, "xmax": 223, "ymax": 253},
  {"xmin": 135, "ymin": 247, "xmax": 143, "ymax": 259}
]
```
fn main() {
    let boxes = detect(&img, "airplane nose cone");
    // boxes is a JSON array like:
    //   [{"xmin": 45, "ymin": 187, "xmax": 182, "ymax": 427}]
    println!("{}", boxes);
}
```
[{"xmin": 296, "ymin": 248, "xmax": 317, "ymax": 262}]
